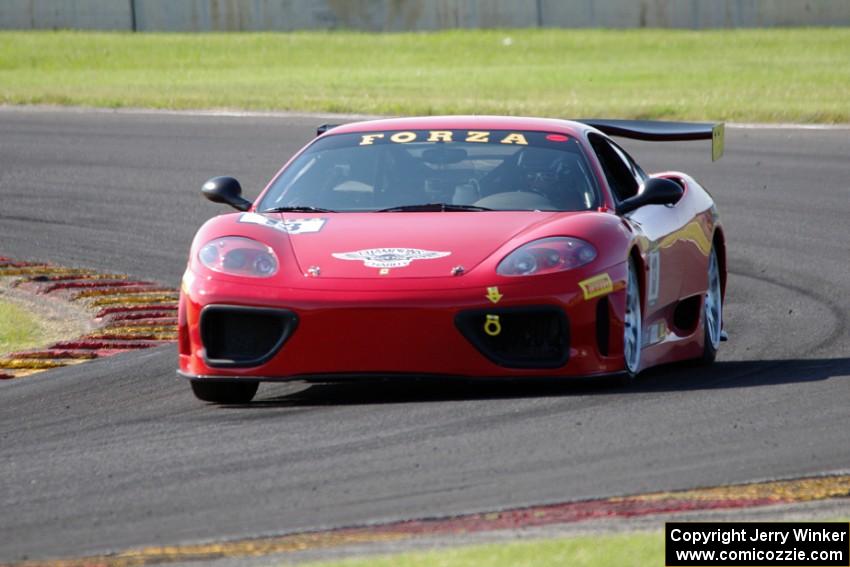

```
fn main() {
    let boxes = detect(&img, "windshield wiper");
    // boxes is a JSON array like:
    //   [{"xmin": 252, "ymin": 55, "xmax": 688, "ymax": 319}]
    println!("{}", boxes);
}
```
[
  {"xmin": 376, "ymin": 203, "xmax": 492, "ymax": 213},
  {"xmin": 261, "ymin": 206, "xmax": 336, "ymax": 213}
]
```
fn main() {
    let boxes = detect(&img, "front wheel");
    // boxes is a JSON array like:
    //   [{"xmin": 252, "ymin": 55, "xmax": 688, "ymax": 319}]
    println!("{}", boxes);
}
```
[
  {"xmin": 621, "ymin": 257, "xmax": 643, "ymax": 381},
  {"xmin": 699, "ymin": 247, "xmax": 723, "ymax": 365},
  {"xmin": 191, "ymin": 381, "xmax": 259, "ymax": 404}
]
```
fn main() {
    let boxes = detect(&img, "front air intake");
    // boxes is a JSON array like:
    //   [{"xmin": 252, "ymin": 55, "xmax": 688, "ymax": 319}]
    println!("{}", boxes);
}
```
[
  {"xmin": 455, "ymin": 306, "xmax": 569, "ymax": 369},
  {"xmin": 200, "ymin": 305, "xmax": 297, "ymax": 368},
  {"xmin": 595, "ymin": 296, "xmax": 610, "ymax": 356}
]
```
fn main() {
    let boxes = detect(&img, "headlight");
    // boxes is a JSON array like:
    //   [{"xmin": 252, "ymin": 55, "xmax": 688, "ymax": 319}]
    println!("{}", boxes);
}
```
[
  {"xmin": 497, "ymin": 237, "xmax": 597, "ymax": 277},
  {"xmin": 198, "ymin": 237, "xmax": 278, "ymax": 278}
]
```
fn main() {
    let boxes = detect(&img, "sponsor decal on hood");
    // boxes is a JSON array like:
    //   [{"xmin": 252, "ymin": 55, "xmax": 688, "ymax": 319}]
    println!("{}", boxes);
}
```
[{"xmin": 239, "ymin": 212, "xmax": 326, "ymax": 235}]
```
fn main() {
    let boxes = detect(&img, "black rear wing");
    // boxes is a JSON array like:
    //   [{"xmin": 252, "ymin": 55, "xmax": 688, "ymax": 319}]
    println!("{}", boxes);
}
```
[{"xmin": 577, "ymin": 119, "xmax": 725, "ymax": 161}]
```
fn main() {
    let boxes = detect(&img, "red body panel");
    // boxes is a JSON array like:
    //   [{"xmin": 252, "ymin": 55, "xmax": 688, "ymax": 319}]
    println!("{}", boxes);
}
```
[
  {"xmin": 179, "ymin": 117, "xmax": 724, "ymax": 382},
  {"xmin": 180, "ymin": 265, "xmax": 628, "ymax": 379}
]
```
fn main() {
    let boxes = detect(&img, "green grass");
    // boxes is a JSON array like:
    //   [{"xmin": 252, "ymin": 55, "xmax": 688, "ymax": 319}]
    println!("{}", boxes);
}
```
[
  {"xmin": 0, "ymin": 300, "xmax": 43, "ymax": 354},
  {"xmin": 1, "ymin": 29, "xmax": 849, "ymax": 122},
  {"xmin": 300, "ymin": 532, "xmax": 662, "ymax": 567}
]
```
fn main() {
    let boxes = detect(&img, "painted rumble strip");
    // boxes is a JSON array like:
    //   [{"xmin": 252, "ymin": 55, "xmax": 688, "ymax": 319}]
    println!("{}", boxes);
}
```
[
  {"xmin": 0, "ymin": 257, "xmax": 177, "ymax": 380},
  {"xmin": 10, "ymin": 475, "xmax": 849, "ymax": 567}
]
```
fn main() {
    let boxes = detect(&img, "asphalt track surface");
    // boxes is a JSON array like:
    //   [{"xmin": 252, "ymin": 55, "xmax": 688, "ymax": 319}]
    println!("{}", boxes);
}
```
[{"xmin": 1, "ymin": 109, "xmax": 848, "ymax": 562}]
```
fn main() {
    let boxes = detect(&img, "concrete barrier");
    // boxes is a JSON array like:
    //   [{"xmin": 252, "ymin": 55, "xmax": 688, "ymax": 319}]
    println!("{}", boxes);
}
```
[
  {"xmin": 3, "ymin": 0, "xmax": 850, "ymax": 31},
  {"xmin": 0, "ymin": 0, "xmax": 132, "ymax": 30}
]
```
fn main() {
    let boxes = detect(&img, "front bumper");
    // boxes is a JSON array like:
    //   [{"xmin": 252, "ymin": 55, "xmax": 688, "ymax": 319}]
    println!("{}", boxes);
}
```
[{"xmin": 179, "ymin": 268, "xmax": 628, "ymax": 381}]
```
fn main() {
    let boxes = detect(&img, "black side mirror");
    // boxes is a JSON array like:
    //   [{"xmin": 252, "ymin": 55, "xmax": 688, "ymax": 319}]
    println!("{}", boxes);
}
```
[
  {"xmin": 202, "ymin": 177, "xmax": 252, "ymax": 211},
  {"xmin": 616, "ymin": 177, "xmax": 684, "ymax": 215}
]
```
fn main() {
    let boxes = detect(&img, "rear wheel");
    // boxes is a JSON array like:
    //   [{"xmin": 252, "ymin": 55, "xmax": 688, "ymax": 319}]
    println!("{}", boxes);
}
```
[
  {"xmin": 622, "ymin": 257, "xmax": 643, "ymax": 381},
  {"xmin": 699, "ymin": 247, "xmax": 723, "ymax": 365},
  {"xmin": 191, "ymin": 381, "xmax": 259, "ymax": 404}
]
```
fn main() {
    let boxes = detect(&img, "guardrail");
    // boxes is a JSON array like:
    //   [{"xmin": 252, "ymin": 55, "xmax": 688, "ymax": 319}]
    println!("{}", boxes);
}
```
[{"xmin": 2, "ymin": 0, "xmax": 849, "ymax": 31}]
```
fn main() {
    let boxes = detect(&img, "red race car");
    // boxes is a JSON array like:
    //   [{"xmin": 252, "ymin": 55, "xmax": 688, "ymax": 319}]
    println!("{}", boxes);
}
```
[{"xmin": 178, "ymin": 116, "xmax": 726, "ymax": 403}]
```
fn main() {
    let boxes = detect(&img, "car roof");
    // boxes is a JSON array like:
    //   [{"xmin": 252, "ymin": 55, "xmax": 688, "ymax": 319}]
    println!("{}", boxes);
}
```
[{"xmin": 324, "ymin": 116, "xmax": 590, "ymax": 138}]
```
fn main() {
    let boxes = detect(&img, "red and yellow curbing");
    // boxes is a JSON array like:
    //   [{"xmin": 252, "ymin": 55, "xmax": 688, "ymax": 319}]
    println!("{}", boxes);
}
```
[
  {"xmin": 0, "ymin": 258, "xmax": 177, "ymax": 379},
  {"xmin": 7, "ymin": 474, "xmax": 849, "ymax": 567}
]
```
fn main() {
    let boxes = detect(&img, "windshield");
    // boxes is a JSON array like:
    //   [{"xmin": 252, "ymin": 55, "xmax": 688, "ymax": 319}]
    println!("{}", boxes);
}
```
[{"xmin": 258, "ymin": 129, "xmax": 599, "ymax": 213}]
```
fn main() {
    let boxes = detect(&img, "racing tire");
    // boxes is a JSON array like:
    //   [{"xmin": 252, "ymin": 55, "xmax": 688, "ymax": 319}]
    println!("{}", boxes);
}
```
[
  {"xmin": 697, "ymin": 247, "xmax": 723, "ymax": 365},
  {"xmin": 617, "ymin": 257, "xmax": 643, "ymax": 385},
  {"xmin": 191, "ymin": 380, "xmax": 259, "ymax": 404}
]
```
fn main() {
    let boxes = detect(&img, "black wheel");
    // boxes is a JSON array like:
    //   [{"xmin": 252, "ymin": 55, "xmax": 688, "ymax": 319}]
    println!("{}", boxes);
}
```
[
  {"xmin": 698, "ymin": 247, "xmax": 723, "ymax": 365},
  {"xmin": 614, "ymin": 257, "xmax": 643, "ymax": 386},
  {"xmin": 190, "ymin": 381, "xmax": 259, "ymax": 404}
]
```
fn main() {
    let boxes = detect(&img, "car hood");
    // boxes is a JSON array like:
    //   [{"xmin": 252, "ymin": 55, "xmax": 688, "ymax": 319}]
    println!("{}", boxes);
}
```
[{"xmin": 262, "ymin": 211, "xmax": 562, "ymax": 279}]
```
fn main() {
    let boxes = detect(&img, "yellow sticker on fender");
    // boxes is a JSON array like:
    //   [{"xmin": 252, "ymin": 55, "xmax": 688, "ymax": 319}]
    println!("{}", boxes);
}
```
[{"xmin": 579, "ymin": 273, "xmax": 613, "ymax": 300}]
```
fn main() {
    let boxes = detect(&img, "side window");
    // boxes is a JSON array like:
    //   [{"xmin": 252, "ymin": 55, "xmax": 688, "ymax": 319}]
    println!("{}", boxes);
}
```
[
  {"xmin": 609, "ymin": 142, "xmax": 647, "ymax": 187},
  {"xmin": 588, "ymin": 134, "xmax": 642, "ymax": 201}
]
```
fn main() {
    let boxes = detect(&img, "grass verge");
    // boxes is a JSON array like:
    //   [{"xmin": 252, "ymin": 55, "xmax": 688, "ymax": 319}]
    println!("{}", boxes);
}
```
[
  {"xmin": 0, "ymin": 300, "xmax": 43, "ymax": 354},
  {"xmin": 300, "ymin": 532, "xmax": 662, "ymax": 567},
  {"xmin": 1, "ymin": 29, "xmax": 849, "ymax": 122}
]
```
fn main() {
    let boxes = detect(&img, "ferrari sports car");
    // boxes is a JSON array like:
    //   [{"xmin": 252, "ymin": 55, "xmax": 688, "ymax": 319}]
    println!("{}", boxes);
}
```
[{"xmin": 178, "ymin": 116, "xmax": 726, "ymax": 403}]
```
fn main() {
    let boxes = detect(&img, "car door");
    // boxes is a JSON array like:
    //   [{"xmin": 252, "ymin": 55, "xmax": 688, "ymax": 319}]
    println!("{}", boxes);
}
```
[{"xmin": 587, "ymin": 134, "xmax": 689, "ymax": 333}]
